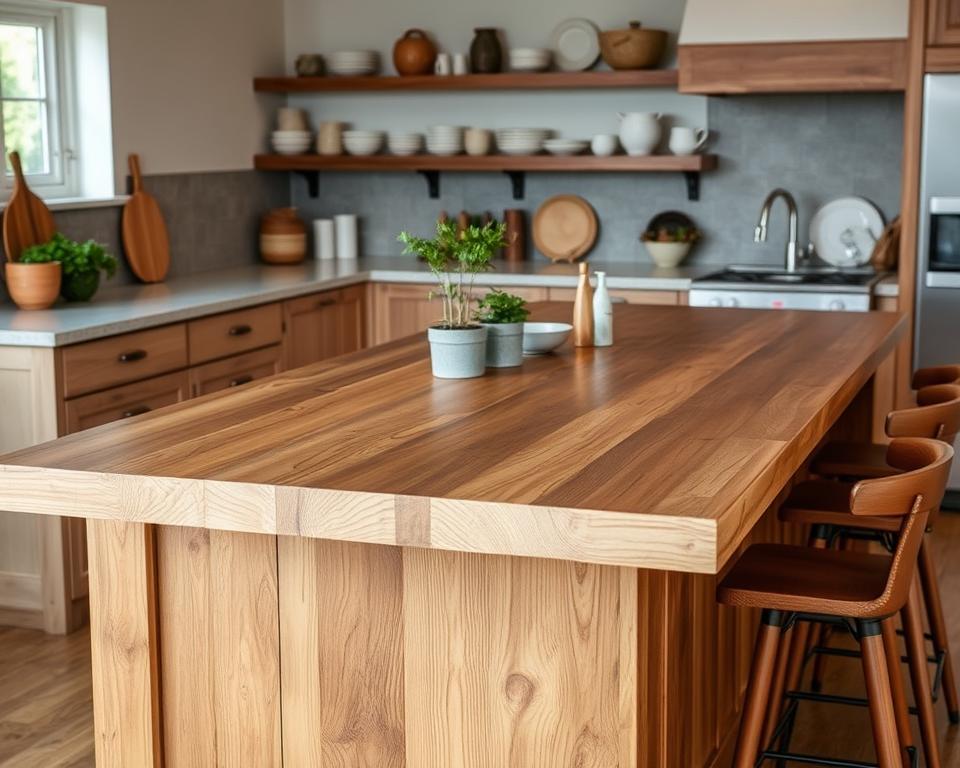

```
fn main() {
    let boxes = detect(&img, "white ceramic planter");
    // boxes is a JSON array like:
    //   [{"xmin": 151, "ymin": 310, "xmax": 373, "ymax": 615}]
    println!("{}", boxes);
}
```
[
  {"xmin": 428, "ymin": 326, "xmax": 488, "ymax": 379},
  {"xmin": 482, "ymin": 322, "xmax": 524, "ymax": 368}
]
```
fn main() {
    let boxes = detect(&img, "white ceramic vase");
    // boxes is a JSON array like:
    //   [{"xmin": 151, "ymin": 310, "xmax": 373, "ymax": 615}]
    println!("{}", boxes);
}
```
[
  {"xmin": 617, "ymin": 112, "xmax": 661, "ymax": 156},
  {"xmin": 482, "ymin": 322, "xmax": 524, "ymax": 367},
  {"xmin": 428, "ymin": 326, "xmax": 488, "ymax": 378}
]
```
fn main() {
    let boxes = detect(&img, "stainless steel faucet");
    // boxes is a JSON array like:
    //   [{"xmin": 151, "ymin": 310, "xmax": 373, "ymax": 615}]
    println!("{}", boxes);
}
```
[{"xmin": 754, "ymin": 188, "xmax": 801, "ymax": 272}]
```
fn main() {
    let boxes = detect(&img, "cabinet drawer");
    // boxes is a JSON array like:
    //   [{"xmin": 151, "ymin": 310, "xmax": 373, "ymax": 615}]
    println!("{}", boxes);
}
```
[
  {"xmin": 188, "ymin": 303, "xmax": 282, "ymax": 364},
  {"xmin": 189, "ymin": 345, "xmax": 282, "ymax": 397},
  {"xmin": 63, "ymin": 371, "xmax": 190, "ymax": 434},
  {"xmin": 60, "ymin": 324, "xmax": 188, "ymax": 398}
]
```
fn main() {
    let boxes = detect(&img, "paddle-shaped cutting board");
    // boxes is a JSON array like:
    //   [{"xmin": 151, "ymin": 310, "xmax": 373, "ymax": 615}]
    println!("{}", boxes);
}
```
[
  {"xmin": 122, "ymin": 154, "xmax": 170, "ymax": 283},
  {"xmin": 3, "ymin": 151, "xmax": 56, "ymax": 261}
]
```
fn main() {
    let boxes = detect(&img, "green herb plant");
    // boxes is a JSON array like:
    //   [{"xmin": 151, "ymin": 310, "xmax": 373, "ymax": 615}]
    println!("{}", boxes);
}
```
[
  {"xmin": 398, "ymin": 220, "xmax": 507, "ymax": 329},
  {"xmin": 20, "ymin": 233, "xmax": 118, "ymax": 301},
  {"xmin": 475, "ymin": 288, "xmax": 530, "ymax": 325}
]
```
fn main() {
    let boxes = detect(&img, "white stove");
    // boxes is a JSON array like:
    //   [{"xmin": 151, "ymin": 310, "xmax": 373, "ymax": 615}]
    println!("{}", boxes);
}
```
[{"xmin": 689, "ymin": 268, "xmax": 884, "ymax": 313}]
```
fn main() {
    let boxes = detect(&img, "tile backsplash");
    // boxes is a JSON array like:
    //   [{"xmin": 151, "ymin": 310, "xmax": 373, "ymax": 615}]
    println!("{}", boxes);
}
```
[{"xmin": 292, "ymin": 93, "xmax": 904, "ymax": 266}]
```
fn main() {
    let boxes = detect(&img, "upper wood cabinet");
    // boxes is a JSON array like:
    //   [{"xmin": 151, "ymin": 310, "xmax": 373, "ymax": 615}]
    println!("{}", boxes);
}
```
[
  {"xmin": 930, "ymin": 0, "xmax": 960, "ymax": 45},
  {"xmin": 282, "ymin": 284, "xmax": 366, "ymax": 369}
]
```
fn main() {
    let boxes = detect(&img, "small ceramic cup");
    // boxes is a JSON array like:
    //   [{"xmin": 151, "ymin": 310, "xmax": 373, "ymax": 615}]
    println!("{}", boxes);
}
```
[
  {"xmin": 317, "ymin": 121, "xmax": 346, "ymax": 155},
  {"xmin": 668, "ymin": 126, "xmax": 709, "ymax": 156},
  {"xmin": 453, "ymin": 53, "xmax": 469, "ymax": 75},
  {"xmin": 277, "ymin": 107, "xmax": 308, "ymax": 131},
  {"xmin": 434, "ymin": 52, "xmax": 452, "ymax": 75},
  {"xmin": 464, "ymin": 128, "xmax": 493, "ymax": 156},
  {"xmin": 591, "ymin": 134, "xmax": 619, "ymax": 157}
]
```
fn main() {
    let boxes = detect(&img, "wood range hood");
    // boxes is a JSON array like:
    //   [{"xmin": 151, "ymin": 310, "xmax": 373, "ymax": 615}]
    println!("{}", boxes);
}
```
[{"xmin": 677, "ymin": 0, "xmax": 910, "ymax": 93}]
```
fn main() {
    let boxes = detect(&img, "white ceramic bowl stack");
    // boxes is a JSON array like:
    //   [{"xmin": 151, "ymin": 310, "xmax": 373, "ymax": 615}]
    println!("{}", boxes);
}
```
[
  {"xmin": 327, "ymin": 50, "xmax": 380, "ymax": 76},
  {"xmin": 543, "ymin": 138, "xmax": 589, "ymax": 156},
  {"xmin": 508, "ymin": 48, "xmax": 552, "ymax": 72},
  {"xmin": 426, "ymin": 125, "xmax": 464, "ymax": 156},
  {"xmin": 271, "ymin": 130, "xmax": 313, "ymax": 155},
  {"xmin": 495, "ymin": 128, "xmax": 552, "ymax": 156},
  {"xmin": 342, "ymin": 129, "xmax": 385, "ymax": 156},
  {"xmin": 387, "ymin": 132, "xmax": 424, "ymax": 156}
]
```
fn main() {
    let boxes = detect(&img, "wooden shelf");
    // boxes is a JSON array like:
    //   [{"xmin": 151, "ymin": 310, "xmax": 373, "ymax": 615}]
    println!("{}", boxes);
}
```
[{"xmin": 254, "ymin": 69, "xmax": 679, "ymax": 93}]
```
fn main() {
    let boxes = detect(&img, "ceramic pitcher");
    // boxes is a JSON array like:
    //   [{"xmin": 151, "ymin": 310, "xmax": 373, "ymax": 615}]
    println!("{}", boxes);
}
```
[{"xmin": 617, "ymin": 112, "xmax": 661, "ymax": 156}]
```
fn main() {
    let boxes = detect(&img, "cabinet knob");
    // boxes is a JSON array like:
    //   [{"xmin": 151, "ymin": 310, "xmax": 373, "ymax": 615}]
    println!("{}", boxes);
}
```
[
  {"xmin": 228, "ymin": 324, "xmax": 253, "ymax": 336},
  {"xmin": 121, "ymin": 405, "xmax": 151, "ymax": 418},
  {"xmin": 229, "ymin": 375, "xmax": 254, "ymax": 387},
  {"xmin": 117, "ymin": 349, "xmax": 148, "ymax": 363}
]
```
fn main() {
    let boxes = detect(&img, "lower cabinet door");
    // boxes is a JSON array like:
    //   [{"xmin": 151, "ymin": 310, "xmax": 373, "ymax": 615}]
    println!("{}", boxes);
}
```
[
  {"xmin": 282, "ymin": 285, "xmax": 366, "ymax": 369},
  {"xmin": 189, "ymin": 345, "xmax": 283, "ymax": 397},
  {"xmin": 62, "ymin": 370, "xmax": 191, "ymax": 434}
]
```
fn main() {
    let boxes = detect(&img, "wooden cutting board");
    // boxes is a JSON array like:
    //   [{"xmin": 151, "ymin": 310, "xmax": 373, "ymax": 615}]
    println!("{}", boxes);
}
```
[
  {"xmin": 532, "ymin": 194, "xmax": 598, "ymax": 263},
  {"xmin": 3, "ymin": 151, "xmax": 56, "ymax": 261},
  {"xmin": 122, "ymin": 154, "xmax": 170, "ymax": 283}
]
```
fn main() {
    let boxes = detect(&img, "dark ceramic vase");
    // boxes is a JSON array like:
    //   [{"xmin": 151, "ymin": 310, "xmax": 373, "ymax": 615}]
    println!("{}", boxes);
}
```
[{"xmin": 469, "ymin": 28, "xmax": 502, "ymax": 73}]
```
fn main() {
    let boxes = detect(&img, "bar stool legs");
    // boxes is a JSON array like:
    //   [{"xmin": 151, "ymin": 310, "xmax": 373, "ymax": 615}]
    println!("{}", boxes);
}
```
[
  {"xmin": 881, "ymin": 618, "xmax": 915, "ymax": 758},
  {"xmin": 918, "ymin": 540, "xmax": 960, "ymax": 723},
  {"xmin": 734, "ymin": 610, "xmax": 786, "ymax": 768},
  {"xmin": 860, "ymin": 619, "xmax": 906, "ymax": 768},
  {"xmin": 903, "ymin": 575, "xmax": 943, "ymax": 768}
]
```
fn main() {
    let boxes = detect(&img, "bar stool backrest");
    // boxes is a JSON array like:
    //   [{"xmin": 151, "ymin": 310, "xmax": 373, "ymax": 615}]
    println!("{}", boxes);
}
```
[
  {"xmin": 848, "ymin": 437, "xmax": 953, "ymax": 616},
  {"xmin": 912, "ymin": 364, "xmax": 960, "ymax": 390},
  {"xmin": 886, "ymin": 383, "xmax": 960, "ymax": 445}
]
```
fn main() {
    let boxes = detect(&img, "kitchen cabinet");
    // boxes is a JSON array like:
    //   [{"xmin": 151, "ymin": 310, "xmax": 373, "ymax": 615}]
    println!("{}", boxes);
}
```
[
  {"xmin": 927, "ymin": 0, "xmax": 960, "ymax": 70},
  {"xmin": 63, "ymin": 370, "xmax": 191, "ymax": 434},
  {"xmin": 189, "ymin": 346, "xmax": 282, "ymax": 397},
  {"xmin": 188, "ymin": 303, "xmax": 283, "ymax": 364},
  {"xmin": 282, "ymin": 284, "xmax": 365, "ymax": 369}
]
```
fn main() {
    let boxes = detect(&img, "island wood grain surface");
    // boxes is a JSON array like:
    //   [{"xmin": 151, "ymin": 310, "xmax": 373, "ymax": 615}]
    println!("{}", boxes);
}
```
[{"xmin": 0, "ymin": 304, "xmax": 903, "ymax": 574}]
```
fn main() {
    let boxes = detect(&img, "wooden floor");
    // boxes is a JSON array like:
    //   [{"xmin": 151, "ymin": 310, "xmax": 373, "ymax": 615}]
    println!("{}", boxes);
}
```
[{"xmin": 1, "ymin": 515, "xmax": 959, "ymax": 767}]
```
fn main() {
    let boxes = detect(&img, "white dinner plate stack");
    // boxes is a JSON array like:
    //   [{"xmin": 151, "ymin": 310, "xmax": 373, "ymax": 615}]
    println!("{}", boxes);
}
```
[
  {"xmin": 327, "ymin": 50, "xmax": 380, "ymax": 76},
  {"xmin": 543, "ymin": 138, "xmax": 589, "ymax": 156},
  {"xmin": 426, "ymin": 125, "xmax": 465, "ymax": 156},
  {"xmin": 342, "ymin": 129, "xmax": 385, "ymax": 156},
  {"xmin": 271, "ymin": 130, "xmax": 313, "ymax": 155},
  {"xmin": 495, "ymin": 128, "xmax": 552, "ymax": 156},
  {"xmin": 508, "ymin": 48, "xmax": 552, "ymax": 72},
  {"xmin": 388, "ymin": 132, "xmax": 424, "ymax": 156}
]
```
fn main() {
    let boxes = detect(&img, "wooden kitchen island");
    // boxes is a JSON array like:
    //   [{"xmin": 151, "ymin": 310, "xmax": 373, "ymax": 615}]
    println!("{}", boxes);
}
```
[{"xmin": 0, "ymin": 304, "xmax": 902, "ymax": 768}]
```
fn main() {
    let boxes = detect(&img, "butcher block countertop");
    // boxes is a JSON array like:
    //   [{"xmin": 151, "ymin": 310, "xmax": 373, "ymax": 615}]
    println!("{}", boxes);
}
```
[{"xmin": 0, "ymin": 304, "xmax": 903, "ymax": 574}]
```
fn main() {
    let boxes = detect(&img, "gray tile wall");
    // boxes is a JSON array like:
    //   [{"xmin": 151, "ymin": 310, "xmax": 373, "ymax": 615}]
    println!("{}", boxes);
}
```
[{"xmin": 292, "ymin": 93, "xmax": 904, "ymax": 266}]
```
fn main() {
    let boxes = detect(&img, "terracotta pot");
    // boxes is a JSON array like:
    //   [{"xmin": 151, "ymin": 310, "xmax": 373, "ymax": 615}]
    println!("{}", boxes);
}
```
[
  {"xmin": 599, "ymin": 21, "xmax": 667, "ymax": 70},
  {"xmin": 261, "ymin": 208, "xmax": 306, "ymax": 236},
  {"xmin": 5, "ymin": 261, "xmax": 61, "ymax": 310},
  {"xmin": 393, "ymin": 29, "xmax": 437, "ymax": 76},
  {"xmin": 470, "ymin": 28, "xmax": 502, "ymax": 74}
]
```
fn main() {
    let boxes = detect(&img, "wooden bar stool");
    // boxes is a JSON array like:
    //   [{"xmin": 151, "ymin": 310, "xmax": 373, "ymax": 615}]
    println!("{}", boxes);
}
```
[
  {"xmin": 719, "ymin": 437, "xmax": 953, "ymax": 768},
  {"xmin": 783, "ymin": 383, "xmax": 960, "ymax": 733}
]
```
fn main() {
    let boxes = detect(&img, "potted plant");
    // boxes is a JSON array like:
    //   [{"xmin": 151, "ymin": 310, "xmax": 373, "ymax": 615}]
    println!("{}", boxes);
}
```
[
  {"xmin": 640, "ymin": 212, "xmax": 701, "ymax": 269},
  {"xmin": 4, "ymin": 258, "xmax": 61, "ymax": 310},
  {"xmin": 398, "ymin": 219, "xmax": 506, "ymax": 379},
  {"xmin": 475, "ymin": 288, "xmax": 529, "ymax": 368},
  {"xmin": 20, "ymin": 233, "xmax": 118, "ymax": 302}
]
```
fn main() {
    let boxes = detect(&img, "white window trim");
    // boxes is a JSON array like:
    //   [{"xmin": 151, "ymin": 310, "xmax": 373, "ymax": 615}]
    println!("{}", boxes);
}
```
[{"xmin": 0, "ymin": 2, "xmax": 80, "ymax": 200}]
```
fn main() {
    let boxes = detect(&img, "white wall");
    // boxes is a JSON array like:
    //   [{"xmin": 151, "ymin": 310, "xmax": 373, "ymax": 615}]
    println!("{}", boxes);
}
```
[
  {"xmin": 284, "ymin": 0, "xmax": 708, "ymax": 138},
  {"xmin": 77, "ymin": 0, "xmax": 286, "ymax": 183}
]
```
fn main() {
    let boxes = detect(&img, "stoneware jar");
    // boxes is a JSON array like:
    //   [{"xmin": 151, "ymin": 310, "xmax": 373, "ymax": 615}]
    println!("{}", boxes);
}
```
[
  {"xmin": 260, "ymin": 208, "xmax": 307, "ymax": 264},
  {"xmin": 5, "ymin": 261, "xmax": 61, "ymax": 310},
  {"xmin": 393, "ymin": 29, "xmax": 437, "ymax": 76},
  {"xmin": 428, "ymin": 326, "xmax": 488, "ymax": 379},
  {"xmin": 617, "ymin": 111, "xmax": 661, "ymax": 156},
  {"xmin": 483, "ymin": 322, "xmax": 524, "ymax": 368},
  {"xmin": 470, "ymin": 28, "xmax": 502, "ymax": 74}
]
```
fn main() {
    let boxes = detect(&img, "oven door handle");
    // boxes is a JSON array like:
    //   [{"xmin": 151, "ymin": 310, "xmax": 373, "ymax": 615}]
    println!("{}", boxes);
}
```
[{"xmin": 930, "ymin": 196, "xmax": 960, "ymax": 214}]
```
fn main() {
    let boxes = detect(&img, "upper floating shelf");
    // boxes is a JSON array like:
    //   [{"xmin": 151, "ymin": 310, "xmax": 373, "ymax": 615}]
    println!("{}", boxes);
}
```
[{"xmin": 253, "ymin": 70, "xmax": 680, "ymax": 93}]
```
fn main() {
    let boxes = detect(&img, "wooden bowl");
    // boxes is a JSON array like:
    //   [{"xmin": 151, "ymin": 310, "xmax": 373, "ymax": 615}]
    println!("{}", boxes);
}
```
[
  {"xmin": 599, "ymin": 22, "xmax": 667, "ymax": 70},
  {"xmin": 260, "ymin": 233, "xmax": 306, "ymax": 264},
  {"xmin": 261, "ymin": 208, "xmax": 306, "ymax": 236},
  {"xmin": 5, "ymin": 261, "xmax": 61, "ymax": 310}
]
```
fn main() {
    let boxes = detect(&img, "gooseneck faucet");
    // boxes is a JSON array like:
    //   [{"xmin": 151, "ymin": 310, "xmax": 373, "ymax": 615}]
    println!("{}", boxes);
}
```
[{"xmin": 754, "ymin": 188, "xmax": 801, "ymax": 272}]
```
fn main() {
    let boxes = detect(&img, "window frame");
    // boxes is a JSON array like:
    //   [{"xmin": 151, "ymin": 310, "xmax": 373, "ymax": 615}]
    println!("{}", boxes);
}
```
[{"xmin": 0, "ymin": 3, "xmax": 78, "ymax": 200}]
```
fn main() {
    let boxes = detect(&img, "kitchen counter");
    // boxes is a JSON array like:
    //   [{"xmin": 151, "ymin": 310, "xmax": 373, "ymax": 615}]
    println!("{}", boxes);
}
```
[
  {"xmin": 0, "ymin": 304, "xmax": 903, "ymax": 767},
  {"xmin": 0, "ymin": 257, "xmax": 710, "ymax": 347}
]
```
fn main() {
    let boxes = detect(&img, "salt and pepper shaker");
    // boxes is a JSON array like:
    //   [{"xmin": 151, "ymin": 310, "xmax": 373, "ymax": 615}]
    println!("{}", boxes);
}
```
[
  {"xmin": 593, "ymin": 271, "xmax": 613, "ymax": 346},
  {"xmin": 573, "ymin": 262, "xmax": 594, "ymax": 347}
]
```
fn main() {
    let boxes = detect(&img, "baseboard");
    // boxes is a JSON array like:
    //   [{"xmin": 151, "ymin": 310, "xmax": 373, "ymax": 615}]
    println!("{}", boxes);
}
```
[
  {"xmin": 0, "ymin": 604, "xmax": 44, "ymax": 630},
  {"xmin": 0, "ymin": 570, "xmax": 42, "ymax": 611}
]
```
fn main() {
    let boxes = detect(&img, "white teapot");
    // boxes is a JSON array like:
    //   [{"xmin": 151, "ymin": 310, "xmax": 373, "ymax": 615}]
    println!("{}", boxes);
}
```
[{"xmin": 617, "ymin": 112, "xmax": 661, "ymax": 156}]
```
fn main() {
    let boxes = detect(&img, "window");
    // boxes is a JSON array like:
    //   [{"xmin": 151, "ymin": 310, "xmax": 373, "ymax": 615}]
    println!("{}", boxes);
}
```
[{"xmin": 0, "ymin": 4, "xmax": 76, "ymax": 199}]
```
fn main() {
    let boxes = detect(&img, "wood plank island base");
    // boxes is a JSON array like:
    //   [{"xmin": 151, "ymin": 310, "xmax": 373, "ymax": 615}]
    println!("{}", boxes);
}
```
[{"xmin": 0, "ymin": 304, "xmax": 903, "ymax": 767}]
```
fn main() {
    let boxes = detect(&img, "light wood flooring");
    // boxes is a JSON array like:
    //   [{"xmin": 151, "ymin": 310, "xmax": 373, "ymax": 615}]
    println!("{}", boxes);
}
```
[{"xmin": 1, "ymin": 515, "xmax": 959, "ymax": 767}]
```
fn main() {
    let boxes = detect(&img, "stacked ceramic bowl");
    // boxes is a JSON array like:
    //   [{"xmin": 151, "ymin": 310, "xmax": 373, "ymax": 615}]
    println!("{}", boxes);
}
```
[
  {"xmin": 271, "ymin": 130, "xmax": 312, "ymax": 155},
  {"xmin": 388, "ymin": 132, "xmax": 424, "ymax": 156},
  {"xmin": 342, "ymin": 129, "xmax": 385, "ymax": 156},
  {"xmin": 426, "ymin": 125, "xmax": 464, "ymax": 156},
  {"xmin": 543, "ymin": 138, "xmax": 589, "ymax": 156},
  {"xmin": 508, "ymin": 48, "xmax": 552, "ymax": 72},
  {"xmin": 327, "ymin": 50, "xmax": 380, "ymax": 76},
  {"xmin": 496, "ymin": 128, "xmax": 552, "ymax": 156}
]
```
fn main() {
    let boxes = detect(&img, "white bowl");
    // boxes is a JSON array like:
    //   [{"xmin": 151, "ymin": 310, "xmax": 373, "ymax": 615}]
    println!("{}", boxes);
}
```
[
  {"xmin": 522, "ymin": 322, "xmax": 573, "ymax": 355},
  {"xmin": 643, "ymin": 241, "xmax": 692, "ymax": 269},
  {"xmin": 343, "ymin": 132, "xmax": 384, "ymax": 155},
  {"xmin": 388, "ymin": 133, "xmax": 424, "ymax": 155},
  {"xmin": 543, "ymin": 139, "xmax": 589, "ymax": 156}
]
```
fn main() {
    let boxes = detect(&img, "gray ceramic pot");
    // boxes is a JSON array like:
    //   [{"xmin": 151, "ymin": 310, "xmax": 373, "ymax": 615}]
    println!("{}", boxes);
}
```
[
  {"xmin": 427, "ymin": 326, "xmax": 488, "ymax": 379},
  {"xmin": 482, "ymin": 322, "xmax": 523, "ymax": 368}
]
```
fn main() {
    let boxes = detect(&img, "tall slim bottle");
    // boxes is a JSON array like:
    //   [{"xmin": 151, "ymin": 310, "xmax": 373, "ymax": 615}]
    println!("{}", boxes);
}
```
[
  {"xmin": 593, "ymin": 271, "xmax": 613, "ymax": 346},
  {"xmin": 573, "ymin": 262, "xmax": 594, "ymax": 347}
]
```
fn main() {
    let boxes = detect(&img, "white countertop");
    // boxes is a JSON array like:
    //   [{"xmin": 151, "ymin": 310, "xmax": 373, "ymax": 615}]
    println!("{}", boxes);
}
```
[{"xmin": 0, "ymin": 258, "xmax": 710, "ymax": 347}]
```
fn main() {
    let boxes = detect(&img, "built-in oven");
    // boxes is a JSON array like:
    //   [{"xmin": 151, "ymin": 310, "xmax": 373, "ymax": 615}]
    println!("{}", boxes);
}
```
[{"xmin": 924, "ymin": 197, "xmax": 960, "ymax": 287}]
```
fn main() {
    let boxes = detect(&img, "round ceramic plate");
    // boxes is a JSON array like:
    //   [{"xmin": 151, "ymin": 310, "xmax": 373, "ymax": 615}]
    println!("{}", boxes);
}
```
[
  {"xmin": 809, "ymin": 197, "xmax": 884, "ymax": 268},
  {"xmin": 532, "ymin": 194, "xmax": 598, "ymax": 262},
  {"xmin": 549, "ymin": 18, "xmax": 601, "ymax": 72}
]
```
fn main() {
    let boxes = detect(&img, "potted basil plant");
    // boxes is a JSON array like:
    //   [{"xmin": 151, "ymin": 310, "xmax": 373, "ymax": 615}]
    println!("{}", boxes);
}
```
[
  {"xmin": 398, "ymin": 220, "xmax": 506, "ymax": 379},
  {"xmin": 20, "ymin": 233, "xmax": 118, "ymax": 302},
  {"xmin": 475, "ymin": 289, "xmax": 529, "ymax": 368}
]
